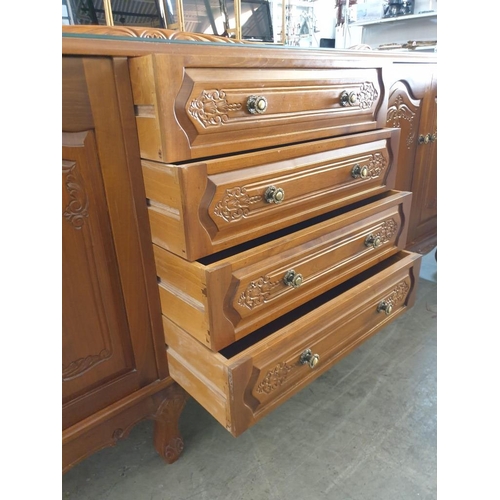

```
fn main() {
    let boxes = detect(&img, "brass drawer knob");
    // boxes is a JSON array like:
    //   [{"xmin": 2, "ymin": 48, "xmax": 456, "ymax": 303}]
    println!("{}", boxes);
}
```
[
  {"xmin": 351, "ymin": 164, "xmax": 369, "ymax": 179},
  {"xmin": 264, "ymin": 185, "xmax": 285, "ymax": 204},
  {"xmin": 300, "ymin": 348, "xmax": 320, "ymax": 368},
  {"xmin": 365, "ymin": 234, "xmax": 382, "ymax": 248},
  {"xmin": 418, "ymin": 134, "xmax": 430, "ymax": 145},
  {"xmin": 340, "ymin": 90, "xmax": 358, "ymax": 107},
  {"xmin": 377, "ymin": 300, "xmax": 393, "ymax": 315},
  {"xmin": 247, "ymin": 95, "xmax": 268, "ymax": 114},
  {"xmin": 283, "ymin": 269, "xmax": 303, "ymax": 288}
]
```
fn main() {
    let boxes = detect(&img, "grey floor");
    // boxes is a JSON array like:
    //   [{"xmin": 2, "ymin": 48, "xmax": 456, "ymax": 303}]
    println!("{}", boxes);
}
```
[{"xmin": 62, "ymin": 248, "xmax": 437, "ymax": 500}]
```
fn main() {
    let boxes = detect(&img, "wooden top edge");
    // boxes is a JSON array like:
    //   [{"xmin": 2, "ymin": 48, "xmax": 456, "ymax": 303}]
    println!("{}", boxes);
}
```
[{"xmin": 62, "ymin": 25, "xmax": 437, "ymax": 63}]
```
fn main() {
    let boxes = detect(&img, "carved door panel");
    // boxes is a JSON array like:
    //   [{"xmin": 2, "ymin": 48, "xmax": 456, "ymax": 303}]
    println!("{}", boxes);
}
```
[
  {"xmin": 407, "ymin": 72, "xmax": 437, "ymax": 246},
  {"xmin": 62, "ymin": 131, "xmax": 139, "ymax": 427},
  {"xmin": 62, "ymin": 56, "xmax": 165, "ymax": 430},
  {"xmin": 386, "ymin": 68, "xmax": 426, "ymax": 192},
  {"xmin": 386, "ymin": 64, "xmax": 437, "ymax": 251}
]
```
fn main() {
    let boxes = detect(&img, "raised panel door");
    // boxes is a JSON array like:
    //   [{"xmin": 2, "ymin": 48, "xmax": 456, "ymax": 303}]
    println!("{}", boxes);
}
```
[
  {"xmin": 62, "ymin": 56, "xmax": 164, "ymax": 430},
  {"xmin": 386, "ymin": 63, "xmax": 437, "ymax": 252},
  {"xmin": 62, "ymin": 131, "xmax": 139, "ymax": 424},
  {"xmin": 407, "ymin": 72, "xmax": 437, "ymax": 249}
]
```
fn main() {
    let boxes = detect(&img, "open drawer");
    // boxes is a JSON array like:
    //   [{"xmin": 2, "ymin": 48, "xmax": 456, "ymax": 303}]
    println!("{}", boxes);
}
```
[
  {"xmin": 129, "ymin": 54, "xmax": 384, "ymax": 162},
  {"xmin": 164, "ymin": 250, "xmax": 422, "ymax": 436},
  {"xmin": 143, "ymin": 128, "xmax": 400, "ymax": 260},
  {"xmin": 155, "ymin": 190, "xmax": 411, "ymax": 351}
]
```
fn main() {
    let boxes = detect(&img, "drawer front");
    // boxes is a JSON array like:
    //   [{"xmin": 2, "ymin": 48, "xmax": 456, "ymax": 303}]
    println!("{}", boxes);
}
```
[
  {"xmin": 129, "ymin": 54, "xmax": 384, "ymax": 162},
  {"xmin": 165, "ymin": 251, "xmax": 422, "ymax": 436},
  {"xmin": 155, "ymin": 190, "xmax": 411, "ymax": 351},
  {"xmin": 144, "ymin": 128, "xmax": 400, "ymax": 261}
]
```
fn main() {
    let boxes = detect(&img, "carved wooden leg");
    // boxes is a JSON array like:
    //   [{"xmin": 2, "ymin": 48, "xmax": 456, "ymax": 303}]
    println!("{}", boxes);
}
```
[{"xmin": 152, "ymin": 383, "xmax": 189, "ymax": 464}]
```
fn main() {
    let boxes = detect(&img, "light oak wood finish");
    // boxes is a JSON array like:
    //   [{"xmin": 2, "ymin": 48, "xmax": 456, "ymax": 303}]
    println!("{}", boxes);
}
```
[
  {"xmin": 62, "ymin": 26, "xmax": 433, "ymax": 461},
  {"xmin": 154, "ymin": 190, "xmax": 412, "ymax": 351},
  {"xmin": 385, "ymin": 63, "xmax": 437, "ymax": 254},
  {"xmin": 129, "ymin": 54, "xmax": 384, "ymax": 162},
  {"xmin": 142, "ymin": 128, "xmax": 400, "ymax": 260},
  {"xmin": 62, "ymin": 55, "xmax": 187, "ymax": 473},
  {"xmin": 165, "ymin": 251, "xmax": 422, "ymax": 436}
]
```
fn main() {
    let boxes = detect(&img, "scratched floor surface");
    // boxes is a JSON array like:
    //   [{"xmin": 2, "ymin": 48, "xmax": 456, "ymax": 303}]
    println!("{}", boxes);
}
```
[{"xmin": 62, "ymin": 249, "xmax": 437, "ymax": 500}]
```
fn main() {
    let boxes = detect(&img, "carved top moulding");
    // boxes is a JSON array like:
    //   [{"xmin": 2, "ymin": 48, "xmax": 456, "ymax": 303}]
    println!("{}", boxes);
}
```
[
  {"xmin": 62, "ymin": 25, "xmax": 437, "ymax": 64},
  {"xmin": 62, "ymin": 25, "xmax": 245, "ymax": 44}
]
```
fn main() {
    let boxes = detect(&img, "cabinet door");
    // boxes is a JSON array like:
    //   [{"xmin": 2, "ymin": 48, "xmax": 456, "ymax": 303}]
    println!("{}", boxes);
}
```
[
  {"xmin": 407, "ymin": 71, "xmax": 437, "ymax": 250},
  {"xmin": 62, "ymin": 57, "xmax": 165, "ymax": 429},
  {"xmin": 386, "ymin": 64, "xmax": 437, "ymax": 252}
]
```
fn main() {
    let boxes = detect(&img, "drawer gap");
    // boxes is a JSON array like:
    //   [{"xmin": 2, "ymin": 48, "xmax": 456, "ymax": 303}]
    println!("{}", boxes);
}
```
[
  {"xmin": 162, "ymin": 130, "xmax": 384, "ymax": 167},
  {"xmin": 219, "ymin": 251, "xmax": 410, "ymax": 359},
  {"xmin": 198, "ymin": 190, "xmax": 400, "ymax": 266}
]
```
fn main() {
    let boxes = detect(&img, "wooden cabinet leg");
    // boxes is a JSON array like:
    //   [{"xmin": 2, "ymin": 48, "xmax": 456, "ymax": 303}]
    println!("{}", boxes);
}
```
[{"xmin": 152, "ymin": 383, "xmax": 189, "ymax": 464}]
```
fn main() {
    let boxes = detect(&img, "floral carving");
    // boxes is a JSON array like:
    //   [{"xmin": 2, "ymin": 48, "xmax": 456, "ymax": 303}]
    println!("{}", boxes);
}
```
[
  {"xmin": 366, "ymin": 152, "xmax": 387, "ymax": 178},
  {"xmin": 214, "ymin": 187, "xmax": 262, "ymax": 222},
  {"xmin": 383, "ymin": 280, "xmax": 410, "ymax": 309},
  {"xmin": 256, "ymin": 362, "xmax": 292, "ymax": 394},
  {"xmin": 380, "ymin": 218, "xmax": 398, "ymax": 241},
  {"xmin": 188, "ymin": 90, "xmax": 241, "ymax": 128},
  {"xmin": 63, "ymin": 25, "xmax": 243, "ymax": 44},
  {"xmin": 357, "ymin": 82, "xmax": 379, "ymax": 109},
  {"xmin": 63, "ymin": 162, "xmax": 89, "ymax": 229},
  {"xmin": 369, "ymin": 218, "xmax": 398, "ymax": 246},
  {"xmin": 238, "ymin": 276, "xmax": 281, "ymax": 310},
  {"xmin": 386, "ymin": 93, "xmax": 416, "ymax": 148},
  {"xmin": 62, "ymin": 349, "xmax": 111, "ymax": 380}
]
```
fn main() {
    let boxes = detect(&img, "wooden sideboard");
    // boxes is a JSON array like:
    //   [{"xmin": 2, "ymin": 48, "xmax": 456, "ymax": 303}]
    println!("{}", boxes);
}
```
[
  {"xmin": 62, "ymin": 25, "xmax": 436, "ymax": 468},
  {"xmin": 62, "ymin": 53, "xmax": 188, "ymax": 474}
]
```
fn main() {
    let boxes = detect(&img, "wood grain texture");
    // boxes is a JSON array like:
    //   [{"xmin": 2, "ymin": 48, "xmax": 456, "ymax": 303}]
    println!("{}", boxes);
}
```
[
  {"xmin": 142, "ymin": 128, "xmax": 401, "ymax": 260},
  {"xmin": 165, "ymin": 251, "xmax": 422, "ymax": 436},
  {"xmin": 62, "ymin": 29, "xmax": 434, "ymax": 459},
  {"xmin": 62, "ymin": 54, "xmax": 181, "ymax": 473},
  {"xmin": 385, "ymin": 63, "xmax": 437, "ymax": 253},
  {"xmin": 154, "ymin": 190, "xmax": 412, "ymax": 351},
  {"xmin": 131, "ymin": 53, "xmax": 384, "ymax": 162},
  {"xmin": 63, "ymin": 379, "xmax": 187, "ymax": 473}
]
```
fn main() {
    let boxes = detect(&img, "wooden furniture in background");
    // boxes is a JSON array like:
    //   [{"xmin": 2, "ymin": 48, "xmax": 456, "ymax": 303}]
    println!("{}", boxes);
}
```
[
  {"xmin": 386, "ymin": 62, "xmax": 437, "ymax": 253},
  {"xmin": 62, "ymin": 25, "xmax": 436, "ymax": 464},
  {"xmin": 62, "ymin": 54, "xmax": 188, "ymax": 474}
]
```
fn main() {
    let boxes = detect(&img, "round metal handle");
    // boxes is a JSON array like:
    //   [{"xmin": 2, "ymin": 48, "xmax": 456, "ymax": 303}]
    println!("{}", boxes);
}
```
[
  {"xmin": 247, "ymin": 95, "xmax": 268, "ymax": 114},
  {"xmin": 429, "ymin": 133, "xmax": 437, "ymax": 143},
  {"xmin": 365, "ymin": 234, "xmax": 382, "ymax": 248},
  {"xmin": 377, "ymin": 301, "xmax": 393, "ymax": 316},
  {"xmin": 283, "ymin": 269, "xmax": 303, "ymax": 288},
  {"xmin": 351, "ymin": 164, "xmax": 369, "ymax": 179},
  {"xmin": 340, "ymin": 90, "xmax": 358, "ymax": 107},
  {"xmin": 418, "ymin": 134, "xmax": 430, "ymax": 145},
  {"xmin": 300, "ymin": 348, "xmax": 320, "ymax": 369},
  {"xmin": 264, "ymin": 185, "xmax": 285, "ymax": 204}
]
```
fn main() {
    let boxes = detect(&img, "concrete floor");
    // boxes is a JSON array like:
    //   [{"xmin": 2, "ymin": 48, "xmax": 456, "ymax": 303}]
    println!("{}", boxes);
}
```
[{"xmin": 62, "ymin": 249, "xmax": 437, "ymax": 500}]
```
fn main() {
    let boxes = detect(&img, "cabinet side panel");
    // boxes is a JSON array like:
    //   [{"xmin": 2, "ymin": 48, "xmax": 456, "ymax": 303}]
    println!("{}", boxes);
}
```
[{"xmin": 83, "ymin": 57, "xmax": 161, "ymax": 384}]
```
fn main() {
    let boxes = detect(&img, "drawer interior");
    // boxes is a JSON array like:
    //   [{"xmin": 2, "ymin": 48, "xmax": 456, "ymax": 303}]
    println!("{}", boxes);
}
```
[
  {"xmin": 197, "ymin": 190, "xmax": 405, "ymax": 266},
  {"xmin": 165, "ymin": 249, "xmax": 422, "ymax": 435},
  {"xmin": 219, "ymin": 250, "xmax": 416, "ymax": 358}
]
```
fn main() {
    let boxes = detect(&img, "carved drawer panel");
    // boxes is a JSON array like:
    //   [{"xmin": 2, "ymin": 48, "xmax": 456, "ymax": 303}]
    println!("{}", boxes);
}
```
[
  {"xmin": 164, "ymin": 250, "xmax": 422, "ymax": 436},
  {"xmin": 155, "ymin": 190, "xmax": 411, "ymax": 352},
  {"xmin": 143, "ymin": 128, "xmax": 400, "ymax": 261},
  {"xmin": 129, "ymin": 54, "xmax": 384, "ymax": 162}
]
